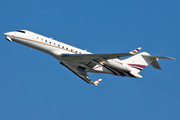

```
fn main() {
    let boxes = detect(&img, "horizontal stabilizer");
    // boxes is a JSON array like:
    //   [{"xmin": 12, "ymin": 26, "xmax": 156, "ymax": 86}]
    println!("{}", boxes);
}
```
[
  {"xmin": 142, "ymin": 55, "xmax": 175, "ymax": 60},
  {"xmin": 141, "ymin": 54, "xmax": 175, "ymax": 70},
  {"xmin": 150, "ymin": 60, "xmax": 161, "ymax": 70}
]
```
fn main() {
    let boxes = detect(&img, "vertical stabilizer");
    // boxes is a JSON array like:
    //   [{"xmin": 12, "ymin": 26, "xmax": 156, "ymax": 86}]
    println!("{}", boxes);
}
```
[{"xmin": 122, "ymin": 52, "xmax": 150, "ymax": 74}]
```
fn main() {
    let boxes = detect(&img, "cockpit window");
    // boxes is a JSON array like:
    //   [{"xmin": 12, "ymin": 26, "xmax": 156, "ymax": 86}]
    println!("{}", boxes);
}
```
[{"xmin": 17, "ymin": 30, "xmax": 25, "ymax": 33}]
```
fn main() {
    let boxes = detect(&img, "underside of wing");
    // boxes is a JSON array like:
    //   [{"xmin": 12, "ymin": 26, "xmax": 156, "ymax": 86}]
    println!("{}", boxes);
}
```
[{"xmin": 60, "ymin": 62, "xmax": 95, "ymax": 84}]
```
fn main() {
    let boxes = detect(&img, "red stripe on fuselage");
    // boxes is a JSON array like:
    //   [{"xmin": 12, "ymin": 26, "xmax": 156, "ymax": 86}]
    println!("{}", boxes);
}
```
[{"xmin": 128, "ymin": 64, "xmax": 147, "ymax": 69}]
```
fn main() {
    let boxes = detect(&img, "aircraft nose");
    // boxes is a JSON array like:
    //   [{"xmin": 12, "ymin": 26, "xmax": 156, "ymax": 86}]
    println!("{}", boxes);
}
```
[
  {"xmin": 4, "ymin": 32, "xmax": 14, "ymax": 36},
  {"xmin": 4, "ymin": 32, "xmax": 14, "ymax": 42}
]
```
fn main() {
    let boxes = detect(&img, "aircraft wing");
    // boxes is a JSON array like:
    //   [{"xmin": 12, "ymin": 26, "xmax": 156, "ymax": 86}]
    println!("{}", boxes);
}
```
[
  {"xmin": 60, "ymin": 62, "xmax": 101, "ymax": 85},
  {"xmin": 61, "ymin": 47, "xmax": 141, "ymax": 66},
  {"xmin": 59, "ymin": 48, "xmax": 141, "ymax": 85}
]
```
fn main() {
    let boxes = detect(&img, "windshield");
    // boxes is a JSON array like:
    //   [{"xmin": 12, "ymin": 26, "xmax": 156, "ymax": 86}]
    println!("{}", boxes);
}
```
[{"xmin": 17, "ymin": 30, "xmax": 25, "ymax": 33}]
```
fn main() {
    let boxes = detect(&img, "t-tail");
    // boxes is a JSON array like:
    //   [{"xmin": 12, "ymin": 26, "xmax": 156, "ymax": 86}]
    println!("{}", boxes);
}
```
[{"xmin": 122, "ymin": 51, "xmax": 174, "ymax": 78}]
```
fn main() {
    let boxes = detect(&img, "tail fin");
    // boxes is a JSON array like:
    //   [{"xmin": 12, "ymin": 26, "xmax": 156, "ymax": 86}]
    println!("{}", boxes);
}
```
[
  {"xmin": 93, "ymin": 79, "xmax": 102, "ymax": 86},
  {"xmin": 123, "ymin": 52, "xmax": 174, "ymax": 74}
]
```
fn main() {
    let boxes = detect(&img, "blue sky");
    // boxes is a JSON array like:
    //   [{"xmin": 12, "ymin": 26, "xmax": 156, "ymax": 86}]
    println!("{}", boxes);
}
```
[{"xmin": 0, "ymin": 0, "xmax": 180, "ymax": 120}]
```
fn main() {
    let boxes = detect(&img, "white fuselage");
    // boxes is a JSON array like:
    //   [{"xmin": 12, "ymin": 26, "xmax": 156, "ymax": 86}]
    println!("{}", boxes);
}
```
[{"xmin": 4, "ymin": 30, "xmax": 139, "ymax": 78}]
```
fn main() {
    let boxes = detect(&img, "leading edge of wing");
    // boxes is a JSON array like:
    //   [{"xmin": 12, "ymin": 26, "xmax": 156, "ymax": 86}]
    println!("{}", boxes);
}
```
[{"xmin": 61, "ymin": 47, "xmax": 141, "ymax": 61}]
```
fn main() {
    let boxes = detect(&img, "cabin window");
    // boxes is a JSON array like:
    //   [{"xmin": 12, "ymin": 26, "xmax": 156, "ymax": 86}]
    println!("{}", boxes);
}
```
[
  {"xmin": 71, "ymin": 49, "xmax": 73, "ymax": 52},
  {"xmin": 37, "ymin": 37, "xmax": 39, "ymax": 39},
  {"xmin": 45, "ymin": 40, "xmax": 47, "ymax": 42},
  {"xmin": 66, "ymin": 48, "xmax": 68, "ymax": 50},
  {"xmin": 62, "ymin": 46, "xmax": 64, "ymax": 48},
  {"xmin": 54, "ymin": 43, "xmax": 56, "ymax": 45},
  {"xmin": 41, "ymin": 38, "xmax": 43, "ymax": 41},
  {"xmin": 58, "ymin": 45, "xmax": 60, "ymax": 47},
  {"xmin": 49, "ymin": 42, "xmax": 51, "ymax": 44},
  {"xmin": 79, "ymin": 52, "xmax": 81, "ymax": 54}
]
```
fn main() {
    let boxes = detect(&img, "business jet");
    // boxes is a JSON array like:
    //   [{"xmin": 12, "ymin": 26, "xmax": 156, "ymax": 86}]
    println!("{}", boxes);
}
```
[{"xmin": 4, "ymin": 30, "xmax": 174, "ymax": 85}]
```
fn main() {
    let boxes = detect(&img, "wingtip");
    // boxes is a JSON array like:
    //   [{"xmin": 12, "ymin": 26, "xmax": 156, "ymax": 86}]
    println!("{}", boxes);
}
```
[
  {"xmin": 130, "ymin": 47, "xmax": 142, "ymax": 54},
  {"xmin": 138, "ymin": 47, "xmax": 142, "ymax": 50},
  {"xmin": 170, "ymin": 57, "xmax": 175, "ymax": 60},
  {"xmin": 94, "ymin": 79, "xmax": 102, "ymax": 86}
]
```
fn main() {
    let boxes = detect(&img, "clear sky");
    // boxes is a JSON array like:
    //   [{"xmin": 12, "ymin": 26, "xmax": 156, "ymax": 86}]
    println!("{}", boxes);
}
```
[{"xmin": 0, "ymin": 0, "xmax": 180, "ymax": 120}]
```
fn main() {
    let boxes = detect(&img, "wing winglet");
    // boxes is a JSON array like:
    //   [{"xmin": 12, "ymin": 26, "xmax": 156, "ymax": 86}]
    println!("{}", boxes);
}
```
[
  {"xmin": 93, "ymin": 79, "xmax": 102, "ymax": 86},
  {"xmin": 129, "ymin": 47, "xmax": 141, "ymax": 54}
]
